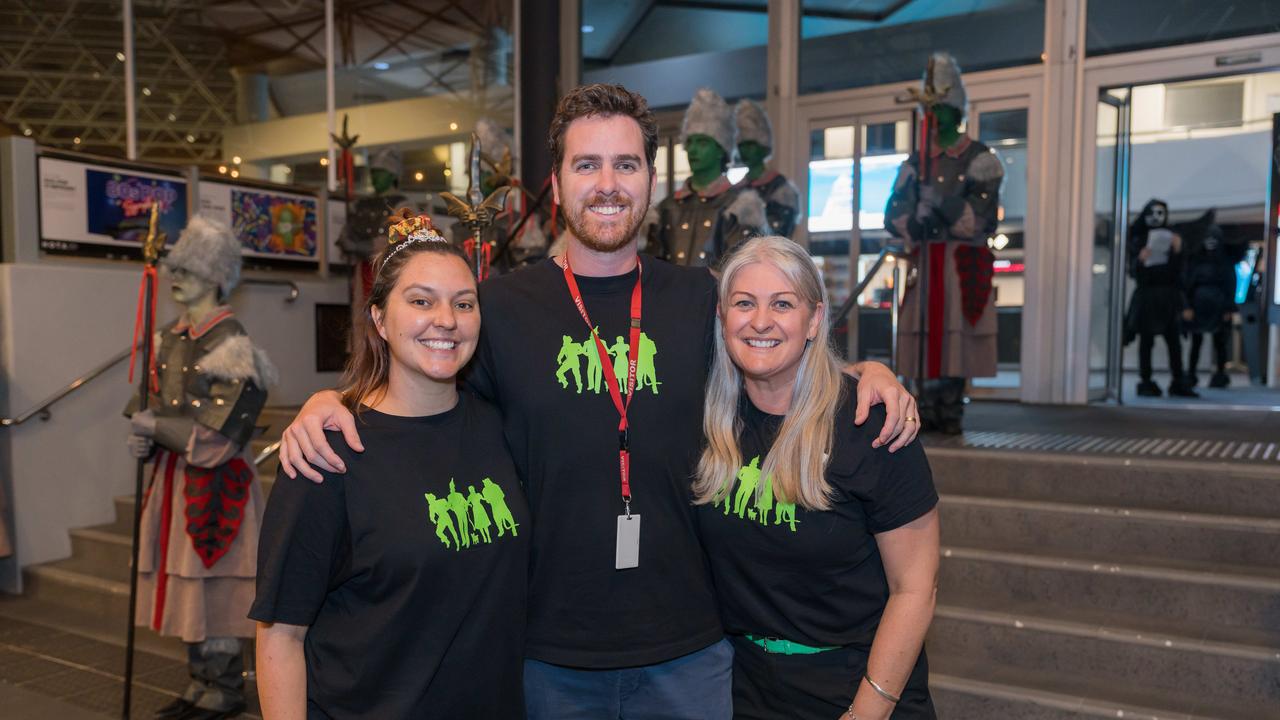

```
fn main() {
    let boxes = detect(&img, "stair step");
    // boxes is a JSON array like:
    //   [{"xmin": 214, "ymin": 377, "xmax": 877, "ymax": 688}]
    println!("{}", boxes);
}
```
[
  {"xmin": 938, "ymin": 545, "xmax": 1280, "ymax": 642},
  {"xmin": 938, "ymin": 494, "xmax": 1280, "ymax": 569},
  {"xmin": 22, "ymin": 564, "xmax": 129, "ymax": 630},
  {"xmin": 927, "ymin": 602, "xmax": 1280, "ymax": 716},
  {"xmin": 61, "ymin": 526, "xmax": 133, "ymax": 583},
  {"xmin": 928, "ymin": 447, "xmax": 1280, "ymax": 517}
]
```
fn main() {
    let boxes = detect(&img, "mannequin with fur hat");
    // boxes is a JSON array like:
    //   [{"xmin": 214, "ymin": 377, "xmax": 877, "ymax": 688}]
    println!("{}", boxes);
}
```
[
  {"xmin": 885, "ymin": 52, "xmax": 1003, "ymax": 434},
  {"xmin": 124, "ymin": 215, "xmax": 277, "ymax": 720},
  {"xmin": 733, "ymin": 99, "xmax": 801, "ymax": 238},
  {"xmin": 448, "ymin": 118, "xmax": 548, "ymax": 271},
  {"xmin": 652, "ymin": 88, "xmax": 768, "ymax": 266}
]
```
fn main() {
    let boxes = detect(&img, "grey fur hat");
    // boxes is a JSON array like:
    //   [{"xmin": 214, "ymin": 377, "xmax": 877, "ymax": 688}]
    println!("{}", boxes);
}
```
[
  {"xmin": 162, "ymin": 215, "xmax": 242, "ymax": 297},
  {"xmin": 475, "ymin": 118, "xmax": 513, "ymax": 170},
  {"xmin": 681, "ymin": 88, "xmax": 735, "ymax": 155},
  {"xmin": 926, "ymin": 52, "xmax": 967, "ymax": 114},
  {"xmin": 734, "ymin": 99, "xmax": 773, "ymax": 150},
  {"xmin": 369, "ymin": 145, "xmax": 403, "ymax": 177}
]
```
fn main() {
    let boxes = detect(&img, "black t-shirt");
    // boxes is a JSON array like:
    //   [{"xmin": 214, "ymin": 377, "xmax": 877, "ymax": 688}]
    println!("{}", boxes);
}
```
[
  {"xmin": 697, "ymin": 377, "xmax": 938, "ymax": 649},
  {"xmin": 465, "ymin": 256, "xmax": 723, "ymax": 668},
  {"xmin": 250, "ymin": 394, "xmax": 530, "ymax": 720}
]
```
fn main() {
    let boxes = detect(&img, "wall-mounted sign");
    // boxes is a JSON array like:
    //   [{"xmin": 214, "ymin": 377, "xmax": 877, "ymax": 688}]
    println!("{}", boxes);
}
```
[
  {"xmin": 38, "ymin": 155, "xmax": 189, "ymax": 258},
  {"xmin": 199, "ymin": 180, "xmax": 319, "ymax": 263}
]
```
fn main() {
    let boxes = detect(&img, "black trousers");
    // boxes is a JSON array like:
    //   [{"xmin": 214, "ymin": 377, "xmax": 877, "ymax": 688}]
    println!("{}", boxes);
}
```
[
  {"xmin": 728, "ymin": 636, "xmax": 935, "ymax": 720},
  {"xmin": 918, "ymin": 377, "xmax": 965, "ymax": 426},
  {"xmin": 1138, "ymin": 330, "xmax": 1184, "ymax": 383},
  {"xmin": 1188, "ymin": 327, "xmax": 1229, "ymax": 376}
]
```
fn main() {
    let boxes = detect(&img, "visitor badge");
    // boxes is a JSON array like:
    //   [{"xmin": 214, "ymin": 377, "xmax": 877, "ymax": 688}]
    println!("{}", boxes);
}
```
[{"xmin": 616, "ymin": 514, "xmax": 641, "ymax": 570}]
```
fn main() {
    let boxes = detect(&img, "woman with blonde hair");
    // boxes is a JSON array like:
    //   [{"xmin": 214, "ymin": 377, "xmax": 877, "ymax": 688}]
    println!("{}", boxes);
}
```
[{"xmin": 695, "ymin": 236, "xmax": 940, "ymax": 719}]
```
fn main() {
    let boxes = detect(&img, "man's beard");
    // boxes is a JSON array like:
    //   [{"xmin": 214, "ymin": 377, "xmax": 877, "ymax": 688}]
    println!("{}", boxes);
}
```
[{"xmin": 563, "ymin": 193, "xmax": 649, "ymax": 253}]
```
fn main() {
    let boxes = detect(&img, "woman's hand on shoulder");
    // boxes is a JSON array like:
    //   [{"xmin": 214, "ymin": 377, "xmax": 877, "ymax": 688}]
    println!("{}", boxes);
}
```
[
  {"xmin": 847, "ymin": 361, "xmax": 919, "ymax": 452},
  {"xmin": 279, "ymin": 390, "xmax": 362, "ymax": 482}
]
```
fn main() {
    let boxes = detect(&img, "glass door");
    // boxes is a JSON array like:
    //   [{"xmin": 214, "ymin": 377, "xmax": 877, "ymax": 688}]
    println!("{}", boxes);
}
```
[
  {"xmin": 1091, "ymin": 88, "xmax": 1133, "ymax": 402},
  {"xmin": 806, "ymin": 113, "xmax": 911, "ymax": 361}
]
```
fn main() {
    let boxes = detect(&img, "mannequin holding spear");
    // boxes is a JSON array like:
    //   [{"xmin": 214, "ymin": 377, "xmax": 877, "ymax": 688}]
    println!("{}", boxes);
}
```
[
  {"xmin": 886, "ymin": 52, "xmax": 1004, "ymax": 434},
  {"xmin": 123, "ymin": 213, "xmax": 276, "ymax": 720}
]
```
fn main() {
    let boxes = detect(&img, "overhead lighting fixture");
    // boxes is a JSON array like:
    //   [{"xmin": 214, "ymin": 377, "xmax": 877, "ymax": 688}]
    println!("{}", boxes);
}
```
[
  {"xmin": 230, "ymin": 169, "xmax": 240, "ymax": 178},
  {"xmin": 73, "ymin": 136, "xmax": 81, "ymax": 144},
  {"xmin": 443, "ymin": 168, "xmax": 452, "ymax": 177},
  {"xmin": 449, "ymin": 122, "xmax": 458, "ymax": 131},
  {"xmin": 414, "ymin": 171, "xmax": 424, "ymax": 181},
  {"xmin": 373, "ymin": 61, "xmax": 390, "ymax": 70},
  {"xmin": 116, "ymin": 52, "xmax": 125, "ymax": 62},
  {"xmin": 581, "ymin": 25, "xmax": 595, "ymax": 33},
  {"xmin": 232, "ymin": 156, "xmax": 242, "ymax": 165},
  {"xmin": 167, "ymin": 112, "xmax": 177, "ymax": 122},
  {"xmin": 22, "ymin": 127, "xmax": 31, "ymax": 136},
  {"xmin": 186, "ymin": 134, "xmax": 196, "ymax": 143},
  {"xmin": 319, "ymin": 157, "xmax": 329, "ymax": 167},
  {"xmin": 218, "ymin": 165, "xmax": 227, "ymax": 174},
  {"xmin": 141, "ymin": 87, "xmax": 151, "ymax": 96}
]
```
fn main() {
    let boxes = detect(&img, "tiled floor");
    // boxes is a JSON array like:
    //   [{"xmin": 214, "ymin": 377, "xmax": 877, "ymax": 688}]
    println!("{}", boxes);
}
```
[{"xmin": 0, "ymin": 615, "xmax": 261, "ymax": 719}]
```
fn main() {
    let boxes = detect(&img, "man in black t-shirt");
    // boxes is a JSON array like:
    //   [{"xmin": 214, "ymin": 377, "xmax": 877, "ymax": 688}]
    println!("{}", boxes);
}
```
[{"xmin": 279, "ymin": 83, "xmax": 920, "ymax": 719}]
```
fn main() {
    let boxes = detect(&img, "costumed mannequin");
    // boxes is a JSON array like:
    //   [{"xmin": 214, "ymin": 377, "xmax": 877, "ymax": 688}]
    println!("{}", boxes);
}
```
[
  {"xmin": 652, "ymin": 88, "xmax": 767, "ymax": 266},
  {"xmin": 1123, "ymin": 199, "xmax": 1195, "ymax": 398},
  {"xmin": 338, "ymin": 146, "xmax": 407, "ymax": 304},
  {"xmin": 733, "ymin": 99, "xmax": 801, "ymax": 238},
  {"xmin": 1182, "ymin": 210, "xmax": 1245, "ymax": 388},
  {"xmin": 885, "ymin": 52, "xmax": 1003, "ymax": 434},
  {"xmin": 125, "ymin": 216, "xmax": 277, "ymax": 720},
  {"xmin": 449, "ymin": 118, "xmax": 547, "ymax": 272}
]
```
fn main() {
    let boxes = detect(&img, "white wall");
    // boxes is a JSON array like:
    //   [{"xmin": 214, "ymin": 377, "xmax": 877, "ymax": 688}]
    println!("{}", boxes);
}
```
[{"xmin": 0, "ymin": 261, "xmax": 346, "ymax": 583}]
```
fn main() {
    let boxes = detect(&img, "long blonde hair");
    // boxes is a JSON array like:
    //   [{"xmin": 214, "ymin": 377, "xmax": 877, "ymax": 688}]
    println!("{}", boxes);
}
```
[{"xmin": 693, "ymin": 236, "xmax": 845, "ymax": 511}]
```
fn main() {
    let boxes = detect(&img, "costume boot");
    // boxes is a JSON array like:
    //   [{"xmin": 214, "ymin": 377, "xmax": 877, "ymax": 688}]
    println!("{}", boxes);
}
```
[{"xmin": 181, "ymin": 638, "xmax": 246, "ymax": 719}]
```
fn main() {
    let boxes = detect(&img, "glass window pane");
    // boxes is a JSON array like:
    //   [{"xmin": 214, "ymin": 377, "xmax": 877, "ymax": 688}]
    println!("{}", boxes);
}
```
[
  {"xmin": 582, "ymin": 1, "xmax": 767, "ymax": 109},
  {"xmin": 1086, "ymin": 1, "xmax": 1280, "ymax": 57},
  {"xmin": 800, "ymin": 1, "xmax": 1044, "ymax": 96}
]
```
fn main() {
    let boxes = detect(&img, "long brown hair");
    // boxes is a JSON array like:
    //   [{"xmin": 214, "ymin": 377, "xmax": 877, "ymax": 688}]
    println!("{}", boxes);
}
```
[{"xmin": 337, "ymin": 211, "xmax": 474, "ymax": 415}]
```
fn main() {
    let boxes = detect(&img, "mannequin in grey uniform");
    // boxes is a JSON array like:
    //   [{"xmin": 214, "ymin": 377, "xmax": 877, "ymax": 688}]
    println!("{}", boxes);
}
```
[
  {"xmin": 125, "ymin": 216, "xmax": 277, "ymax": 720},
  {"xmin": 885, "ymin": 52, "xmax": 1003, "ymax": 434},
  {"xmin": 733, "ymin": 99, "xmax": 801, "ymax": 238},
  {"xmin": 652, "ymin": 88, "xmax": 767, "ymax": 266}
]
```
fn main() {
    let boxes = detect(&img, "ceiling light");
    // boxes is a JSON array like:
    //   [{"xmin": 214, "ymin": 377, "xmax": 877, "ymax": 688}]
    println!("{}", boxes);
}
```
[
  {"xmin": 373, "ymin": 61, "xmax": 390, "ymax": 70},
  {"xmin": 22, "ymin": 127, "xmax": 31, "ymax": 136},
  {"xmin": 186, "ymin": 134, "xmax": 196, "ymax": 143},
  {"xmin": 443, "ymin": 168, "xmax": 452, "ymax": 177},
  {"xmin": 73, "ymin": 136, "xmax": 81, "ymax": 144},
  {"xmin": 218, "ymin": 165, "xmax": 227, "ymax": 174},
  {"xmin": 167, "ymin": 112, "xmax": 177, "ymax": 122},
  {"xmin": 232, "ymin": 156, "xmax": 242, "ymax": 164},
  {"xmin": 230, "ymin": 169, "xmax": 240, "ymax": 178},
  {"xmin": 414, "ymin": 171, "xmax": 424, "ymax": 181},
  {"xmin": 141, "ymin": 87, "xmax": 151, "ymax": 96},
  {"xmin": 116, "ymin": 52, "xmax": 125, "ymax": 62},
  {"xmin": 319, "ymin": 157, "xmax": 329, "ymax": 167},
  {"xmin": 581, "ymin": 25, "xmax": 595, "ymax": 33},
  {"xmin": 449, "ymin": 122, "xmax": 458, "ymax": 131}
]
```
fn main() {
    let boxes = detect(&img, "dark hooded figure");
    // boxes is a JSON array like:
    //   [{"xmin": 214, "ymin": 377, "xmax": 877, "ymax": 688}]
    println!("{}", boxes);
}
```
[
  {"xmin": 1181, "ymin": 209, "xmax": 1246, "ymax": 388},
  {"xmin": 1124, "ymin": 199, "xmax": 1196, "ymax": 398}
]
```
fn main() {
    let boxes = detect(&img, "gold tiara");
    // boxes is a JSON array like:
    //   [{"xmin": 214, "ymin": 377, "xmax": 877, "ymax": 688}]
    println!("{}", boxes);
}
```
[{"xmin": 382, "ymin": 215, "xmax": 447, "ymax": 270}]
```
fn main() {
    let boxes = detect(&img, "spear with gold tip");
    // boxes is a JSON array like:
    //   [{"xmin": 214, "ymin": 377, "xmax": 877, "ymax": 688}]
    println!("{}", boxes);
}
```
[{"xmin": 441, "ymin": 132, "xmax": 511, "ymax": 280}]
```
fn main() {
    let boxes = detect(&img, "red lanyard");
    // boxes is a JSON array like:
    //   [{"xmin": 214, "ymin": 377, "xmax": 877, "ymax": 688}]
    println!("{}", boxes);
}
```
[{"xmin": 562, "ymin": 257, "xmax": 643, "ymax": 509}]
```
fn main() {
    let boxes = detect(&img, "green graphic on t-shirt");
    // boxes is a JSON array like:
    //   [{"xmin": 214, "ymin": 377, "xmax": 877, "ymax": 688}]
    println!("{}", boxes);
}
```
[
  {"xmin": 555, "ymin": 330, "xmax": 661, "ymax": 395},
  {"xmin": 721, "ymin": 455, "xmax": 798, "ymax": 532},
  {"xmin": 424, "ymin": 477, "xmax": 520, "ymax": 551}
]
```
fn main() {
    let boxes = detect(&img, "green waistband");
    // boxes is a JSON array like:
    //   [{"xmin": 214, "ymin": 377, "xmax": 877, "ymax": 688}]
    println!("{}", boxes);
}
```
[{"xmin": 743, "ymin": 634, "xmax": 839, "ymax": 656}]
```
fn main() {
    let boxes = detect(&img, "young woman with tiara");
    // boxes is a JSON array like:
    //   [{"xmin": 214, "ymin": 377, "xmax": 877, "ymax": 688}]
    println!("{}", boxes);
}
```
[{"xmin": 251, "ymin": 214, "xmax": 529, "ymax": 719}]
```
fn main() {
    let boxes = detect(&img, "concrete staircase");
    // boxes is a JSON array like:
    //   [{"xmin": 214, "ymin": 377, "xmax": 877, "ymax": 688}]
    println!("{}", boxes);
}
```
[
  {"xmin": 16, "ymin": 407, "xmax": 294, "ymax": 648},
  {"xmin": 927, "ymin": 447, "xmax": 1280, "ymax": 720}
]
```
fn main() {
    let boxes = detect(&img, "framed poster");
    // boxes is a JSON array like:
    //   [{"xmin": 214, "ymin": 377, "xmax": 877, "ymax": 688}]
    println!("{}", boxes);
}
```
[
  {"xmin": 200, "ymin": 179, "xmax": 319, "ymax": 265},
  {"xmin": 38, "ymin": 155, "xmax": 188, "ymax": 259}
]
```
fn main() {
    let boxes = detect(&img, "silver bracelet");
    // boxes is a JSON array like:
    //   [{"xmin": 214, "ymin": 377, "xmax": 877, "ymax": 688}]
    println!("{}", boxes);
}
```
[{"xmin": 865, "ymin": 674, "xmax": 901, "ymax": 704}]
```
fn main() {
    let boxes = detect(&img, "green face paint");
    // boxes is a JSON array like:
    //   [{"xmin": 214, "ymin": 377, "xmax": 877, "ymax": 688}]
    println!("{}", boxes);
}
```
[
  {"xmin": 684, "ymin": 134, "xmax": 726, "ymax": 189},
  {"xmin": 737, "ymin": 140, "xmax": 770, "ymax": 180},
  {"xmin": 931, "ymin": 104, "xmax": 964, "ymax": 148},
  {"xmin": 555, "ymin": 331, "xmax": 661, "ymax": 396}
]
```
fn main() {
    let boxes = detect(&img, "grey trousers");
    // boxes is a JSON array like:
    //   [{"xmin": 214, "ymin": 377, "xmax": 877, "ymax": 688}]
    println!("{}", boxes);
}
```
[{"xmin": 181, "ymin": 637, "xmax": 245, "ymax": 711}]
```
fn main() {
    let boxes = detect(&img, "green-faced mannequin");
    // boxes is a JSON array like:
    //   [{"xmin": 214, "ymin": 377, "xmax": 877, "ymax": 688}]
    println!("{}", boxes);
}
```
[
  {"xmin": 931, "ymin": 104, "xmax": 964, "ymax": 148},
  {"xmin": 737, "ymin": 140, "xmax": 770, "ymax": 181},
  {"xmin": 370, "ymin": 167, "xmax": 398, "ymax": 195},
  {"xmin": 685, "ymin": 134, "xmax": 727, "ymax": 191},
  {"xmin": 168, "ymin": 267, "xmax": 220, "ymax": 326}
]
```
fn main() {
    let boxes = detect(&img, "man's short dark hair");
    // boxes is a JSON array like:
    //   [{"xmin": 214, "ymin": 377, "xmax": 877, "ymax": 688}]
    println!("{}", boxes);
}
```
[{"xmin": 548, "ymin": 83, "xmax": 659, "ymax": 175}]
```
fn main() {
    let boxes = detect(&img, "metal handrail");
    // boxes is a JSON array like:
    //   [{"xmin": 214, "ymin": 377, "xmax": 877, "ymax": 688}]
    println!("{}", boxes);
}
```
[
  {"xmin": 242, "ymin": 277, "xmax": 299, "ymax": 302},
  {"xmin": 254, "ymin": 440, "xmax": 281, "ymax": 467},
  {"xmin": 829, "ymin": 246, "xmax": 909, "ymax": 329},
  {"xmin": 0, "ymin": 345, "xmax": 135, "ymax": 427}
]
